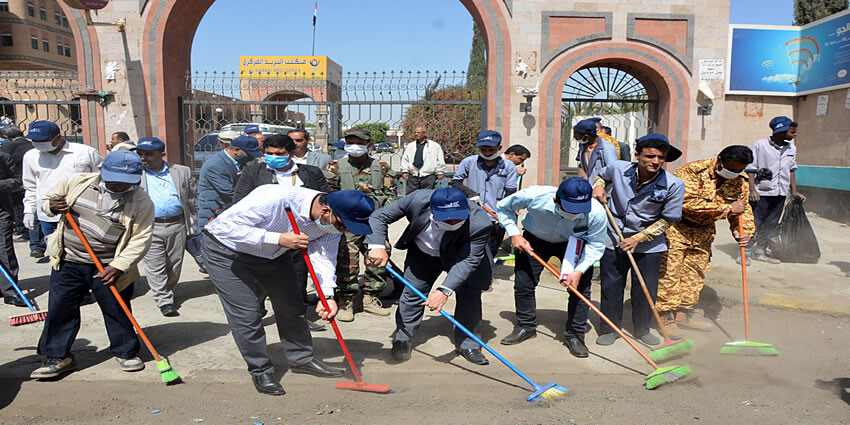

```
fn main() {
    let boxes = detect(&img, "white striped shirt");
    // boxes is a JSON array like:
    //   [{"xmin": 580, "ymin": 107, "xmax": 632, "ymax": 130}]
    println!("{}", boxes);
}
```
[{"xmin": 204, "ymin": 185, "xmax": 339, "ymax": 293}]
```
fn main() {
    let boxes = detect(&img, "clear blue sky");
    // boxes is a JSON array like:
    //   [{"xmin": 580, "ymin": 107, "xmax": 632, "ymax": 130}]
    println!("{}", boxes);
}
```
[{"xmin": 191, "ymin": 0, "xmax": 796, "ymax": 74}]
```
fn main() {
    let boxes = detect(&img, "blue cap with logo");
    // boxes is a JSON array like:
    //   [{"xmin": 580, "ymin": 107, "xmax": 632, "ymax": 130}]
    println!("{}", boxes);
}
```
[
  {"xmin": 134, "ymin": 137, "xmax": 165, "ymax": 152},
  {"xmin": 232, "ymin": 135, "xmax": 262, "ymax": 158},
  {"xmin": 556, "ymin": 177, "xmax": 593, "ymax": 214},
  {"xmin": 573, "ymin": 118, "xmax": 601, "ymax": 136},
  {"xmin": 331, "ymin": 138, "xmax": 346, "ymax": 149},
  {"xmin": 244, "ymin": 124, "xmax": 260, "ymax": 134},
  {"xmin": 26, "ymin": 120, "xmax": 61, "ymax": 142},
  {"xmin": 636, "ymin": 133, "xmax": 682, "ymax": 162},
  {"xmin": 430, "ymin": 187, "xmax": 469, "ymax": 222},
  {"xmin": 769, "ymin": 116, "xmax": 797, "ymax": 134},
  {"xmin": 327, "ymin": 190, "xmax": 375, "ymax": 235},
  {"xmin": 476, "ymin": 130, "xmax": 502, "ymax": 147},
  {"xmin": 101, "ymin": 150, "xmax": 143, "ymax": 185}
]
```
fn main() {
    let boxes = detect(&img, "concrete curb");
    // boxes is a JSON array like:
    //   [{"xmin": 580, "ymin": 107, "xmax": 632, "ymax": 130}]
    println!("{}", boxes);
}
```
[{"xmin": 711, "ymin": 285, "xmax": 850, "ymax": 317}]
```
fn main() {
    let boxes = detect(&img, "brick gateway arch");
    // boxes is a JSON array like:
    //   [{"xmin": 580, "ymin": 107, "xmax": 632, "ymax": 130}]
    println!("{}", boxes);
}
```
[{"xmin": 60, "ymin": 1, "xmax": 720, "ymax": 186}]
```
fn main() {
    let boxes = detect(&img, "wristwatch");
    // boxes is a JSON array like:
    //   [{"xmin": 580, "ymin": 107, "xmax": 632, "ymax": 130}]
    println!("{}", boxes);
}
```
[{"xmin": 437, "ymin": 287, "xmax": 453, "ymax": 297}]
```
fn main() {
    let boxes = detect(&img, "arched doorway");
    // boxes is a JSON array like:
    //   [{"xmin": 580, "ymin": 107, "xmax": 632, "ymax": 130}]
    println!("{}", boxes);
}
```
[{"xmin": 560, "ymin": 63, "xmax": 658, "ymax": 172}]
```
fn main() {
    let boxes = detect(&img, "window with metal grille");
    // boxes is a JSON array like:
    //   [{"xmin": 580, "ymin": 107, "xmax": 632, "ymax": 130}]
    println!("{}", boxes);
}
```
[
  {"xmin": 30, "ymin": 36, "xmax": 38, "ymax": 49},
  {"xmin": 64, "ymin": 46, "xmax": 70, "ymax": 57},
  {"xmin": 42, "ymin": 38, "xmax": 48, "ymax": 52},
  {"xmin": 0, "ymin": 33, "xmax": 12, "ymax": 46},
  {"xmin": 54, "ymin": 12, "xmax": 60, "ymax": 25},
  {"xmin": 39, "ymin": 8, "xmax": 46, "ymax": 20},
  {"xmin": 27, "ymin": 3, "xmax": 34, "ymax": 16},
  {"xmin": 0, "ymin": 1, "xmax": 9, "ymax": 13}
]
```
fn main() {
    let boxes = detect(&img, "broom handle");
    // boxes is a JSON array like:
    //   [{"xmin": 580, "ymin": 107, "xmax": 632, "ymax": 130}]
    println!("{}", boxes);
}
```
[
  {"xmin": 0, "ymin": 261, "xmax": 37, "ymax": 312},
  {"xmin": 63, "ymin": 212, "xmax": 163, "ymax": 362},
  {"xmin": 481, "ymin": 204, "xmax": 499, "ymax": 221},
  {"xmin": 527, "ymin": 250, "xmax": 659, "ymax": 369},
  {"xmin": 284, "ymin": 208, "xmax": 364, "ymax": 383},
  {"xmin": 601, "ymin": 204, "xmax": 671, "ymax": 342},
  {"xmin": 738, "ymin": 215, "xmax": 750, "ymax": 341}
]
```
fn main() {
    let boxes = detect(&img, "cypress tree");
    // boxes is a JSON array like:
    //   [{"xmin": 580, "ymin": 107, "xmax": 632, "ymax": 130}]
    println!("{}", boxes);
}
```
[{"xmin": 466, "ymin": 23, "xmax": 487, "ymax": 90}]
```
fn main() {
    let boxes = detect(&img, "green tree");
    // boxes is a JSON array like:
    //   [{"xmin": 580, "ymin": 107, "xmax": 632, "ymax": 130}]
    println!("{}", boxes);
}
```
[
  {"xmin": 358, "ymin": 122, "xmax": 389, "ymax": 143},
  {"xmin": 794, "ymin": 0, "xmax": 848, "ymax": 25},
  {"xmin": 466, "ymin": 23, "xmax": 487, "ymax": 90}
]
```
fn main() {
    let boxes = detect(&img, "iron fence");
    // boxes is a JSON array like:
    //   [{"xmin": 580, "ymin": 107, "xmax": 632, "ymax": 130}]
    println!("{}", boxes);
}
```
[{"xmin": 0, "ymin": 71, "xmax": 83, "ymax": 141}]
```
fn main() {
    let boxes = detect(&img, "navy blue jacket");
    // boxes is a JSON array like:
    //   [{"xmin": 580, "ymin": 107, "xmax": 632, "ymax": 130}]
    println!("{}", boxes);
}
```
[{"xmin": 197, "ymin": 150, "xmax": 239, "ymax": 227}]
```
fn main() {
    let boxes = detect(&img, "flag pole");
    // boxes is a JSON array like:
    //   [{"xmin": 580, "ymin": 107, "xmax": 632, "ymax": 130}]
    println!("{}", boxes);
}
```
[{"xmin": 311, "ymin": 2, "xmax": 317, "ymax": 55}]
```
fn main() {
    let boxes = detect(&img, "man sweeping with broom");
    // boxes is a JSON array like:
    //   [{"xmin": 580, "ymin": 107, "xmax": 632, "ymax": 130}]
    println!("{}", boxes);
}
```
[{"xmin": 31, "ymin": 151, "xmax": 154, "ymax": 379}]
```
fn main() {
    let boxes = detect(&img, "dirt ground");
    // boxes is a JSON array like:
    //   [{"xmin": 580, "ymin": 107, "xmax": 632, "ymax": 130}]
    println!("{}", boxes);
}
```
[{"xmin": 1, "ymin": 221, "xmax": 849, "ymax": 424}]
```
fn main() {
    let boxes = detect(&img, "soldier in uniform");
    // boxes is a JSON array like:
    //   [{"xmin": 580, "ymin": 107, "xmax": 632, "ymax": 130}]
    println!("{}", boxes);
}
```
[
  {"xmin": 656, "ymin": 145, "xmax": 755, "ymax": 338},
  {"xmin": 325, "ymin": 127, "xmax": 397, "ymax": 321}
]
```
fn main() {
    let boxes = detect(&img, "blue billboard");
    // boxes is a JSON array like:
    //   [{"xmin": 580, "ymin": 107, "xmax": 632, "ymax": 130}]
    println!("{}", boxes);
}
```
[{"xmin": 727, "ymin": 10, "xmax": 850, "ymax": 96}]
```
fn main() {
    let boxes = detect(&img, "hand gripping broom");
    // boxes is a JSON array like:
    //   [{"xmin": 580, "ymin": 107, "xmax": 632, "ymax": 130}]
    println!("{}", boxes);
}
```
[
  {"xmin": 601, "ymin": 204, "xmax": 693, "ymax": 362},
  {"xmin": 3, "ymin": 262, "xmax": 48, "ymax": 326},
  {"xmin": 528, "ymin": 250, "xmax": 691, "ymax": 389},
  {"xmin": 284, "ymin": 208, "xmax": 391, "ymax": 394},
  {"xmin": 720, "ymin": 216, "xmax": 779, "ymax": 356},
  {"xmin": 64, "ymin": 212, "xmax": 180, "ymax": 384},
  {"xmin": 384, "ymin": 261, "xmax": 567, "ymax": 402}
]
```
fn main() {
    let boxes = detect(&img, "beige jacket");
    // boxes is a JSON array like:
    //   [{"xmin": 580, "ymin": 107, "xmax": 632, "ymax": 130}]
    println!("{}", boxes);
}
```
[{"xmin": 42, "ymin": 173, "xmax": 155, "ymax": 291}]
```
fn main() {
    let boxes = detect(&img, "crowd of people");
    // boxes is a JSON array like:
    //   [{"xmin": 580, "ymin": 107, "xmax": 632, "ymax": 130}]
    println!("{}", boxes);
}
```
[{"xmin": 0, "ymin": 115, "xmax": 803, "ymax": 395}]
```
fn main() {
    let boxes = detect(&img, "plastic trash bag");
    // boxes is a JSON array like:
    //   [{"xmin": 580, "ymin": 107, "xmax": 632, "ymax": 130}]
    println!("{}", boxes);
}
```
[{"xmin": 768, "ymin": 198, "xmax": 820, "ymax": 263}]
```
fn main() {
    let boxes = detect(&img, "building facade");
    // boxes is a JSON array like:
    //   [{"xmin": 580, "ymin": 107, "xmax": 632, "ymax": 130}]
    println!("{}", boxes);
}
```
[{"xmin": 0, "ymin": 0, "xmax": 76, "ymax": 71}]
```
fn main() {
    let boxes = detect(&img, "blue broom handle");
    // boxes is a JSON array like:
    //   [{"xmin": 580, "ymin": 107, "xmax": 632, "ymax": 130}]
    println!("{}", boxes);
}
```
[
  {"xmin": 384, "ymin": 263, "xmax": 541, "ymax": 390},
  {"xmin": 0, "ymin": 261, "xmax": 36, "ymax": 312}
]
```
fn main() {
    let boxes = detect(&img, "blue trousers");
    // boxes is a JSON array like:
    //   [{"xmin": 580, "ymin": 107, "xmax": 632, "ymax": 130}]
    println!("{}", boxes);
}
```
[{"xmin": 37, "ymin": 261, "xmax": 139, "ymax": 359}]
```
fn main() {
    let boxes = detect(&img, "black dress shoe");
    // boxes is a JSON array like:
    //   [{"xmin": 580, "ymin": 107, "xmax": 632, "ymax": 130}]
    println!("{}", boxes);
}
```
[
  {"xmin": 160, "ymin": 304, "xmax": 179, "ymax": 317},
  {"xmin": 4, "ymin": 296, "xmax": 27, "ymax": 307},
  {"xmin": 290, "ymin": 359, "xmax": 343, "ymax": 378},
  {"xmin": 500, "ymin": 328, "xmax": 536, "ymax": 345},
  {"xmin": 391, "ymin": 341, "xmax": 412, "ymax": 361},
  {"xmin": 308, "ymin": 320, "xmax": 326, "ymax": 332},
  {"xmin": 252, "ymin": 372, "xmax": 285, "ymax": 395},
  {"xmin": 565, "ymin": 337, "xmax": 589, "ymax": 358},
  {"xmin": 457, "ymin": 348, "xmax": 489, "ymax": 365}
]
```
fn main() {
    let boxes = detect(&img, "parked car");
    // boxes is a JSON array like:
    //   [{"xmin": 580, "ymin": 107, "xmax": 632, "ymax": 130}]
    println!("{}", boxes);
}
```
[
  {"xmin": 221, "ymin": 123, "xmax": 296, "ymax": 135},
  {"xmin": 375, "ymin": 142, "xmax": 395, "ymax": 153},
  {"xmin": 193, "ymin": 132, "xmax": 220, "ymax": 169}
]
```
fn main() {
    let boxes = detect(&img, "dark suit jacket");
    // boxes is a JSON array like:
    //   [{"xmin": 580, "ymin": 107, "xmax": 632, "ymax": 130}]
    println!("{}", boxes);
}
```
[
  {"xmin": 197, "ymin": 150, "xmax": 239, "ymax": 227},
  {"xmin": 140, "ymin": 162, "xmax": 199, "ymax": 234},
  {"xmin": 1, "ymin": 137, "xmax": 33, "ymax": 193},
  {"xmin": 0, "ymin": 151, "xmax": 22, "ymax": 217},
  {"xmin": 366, "ymin": 189, "xmax": 493, "ymax": 291},
  {"xmin": 232, "ymin": 162, "xmax": 331, "ymax": 205}
]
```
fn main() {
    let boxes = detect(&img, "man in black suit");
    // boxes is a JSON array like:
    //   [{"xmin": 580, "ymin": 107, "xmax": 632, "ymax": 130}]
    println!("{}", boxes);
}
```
[
  {"xmin": 0, "ymin": 125, "xmax": 35, "ymax": 246},
  {"xmin": 366, "ymin": 187, "xmax": 493, "ymax": 365},
  {"xmin": 233, "ymin": 134, "xmax": 331, "ymax": 332},
  {"xmin": 0, "ymin": 146, "xmax": 24, "ymax": 307}
]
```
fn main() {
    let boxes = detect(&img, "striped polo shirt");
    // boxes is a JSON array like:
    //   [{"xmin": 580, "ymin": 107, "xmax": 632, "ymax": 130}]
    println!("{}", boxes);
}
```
[{"xmin": 62, "ymin": 182, "xmax": 127, "ymax": 265}]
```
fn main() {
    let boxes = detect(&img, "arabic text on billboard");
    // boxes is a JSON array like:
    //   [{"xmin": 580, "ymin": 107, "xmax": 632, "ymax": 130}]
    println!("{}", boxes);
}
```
[
  {"xmin": 727, "ymin": 10, "xmax": 850, "ymax": 96},
  {"xmin": 239, "ymin": 56, "xmax": 327, "ymax": 79}
]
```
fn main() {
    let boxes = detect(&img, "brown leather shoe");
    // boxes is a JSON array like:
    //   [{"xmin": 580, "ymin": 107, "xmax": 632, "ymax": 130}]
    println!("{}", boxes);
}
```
[
  {"xmin": 661, "ymin": 311, "xmax": 685, "ymax": 340},
  {"xmin": 675, "ymin": 309, "xmax": 714, "ymax": 332}
]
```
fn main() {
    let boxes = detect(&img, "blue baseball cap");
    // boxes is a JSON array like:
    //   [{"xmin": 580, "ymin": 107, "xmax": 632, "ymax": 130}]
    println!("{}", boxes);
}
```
[
  {"xmin": 101, "ymin": 151, "xmax": 143, "ymax": 184},
  {"xmin": 26, "ymin": 120, "xmax": 61, "ymax": 142},
  {"xmin": 244, "ymin": 124, "xmax": 260, "ymax": 134},
  {"xmin": 232, "ymin": 135, "xmax": 262, "ymax": 158},
  {"xmin": 636, "ymin": 133, "xmax": 682, "ymax": 162},
  {"xmin": 327, "ymin": 190, "xmax": 374, "ymax": 235},
  {"xmin": 430, "ymin": 187, "xmax": 469, "ymax": 222},
  {"xmin": 573, "ymin": 118, "xmax": 601, "ymax": 135},
  {"xmin": 134, "ymin": 137, "xmax": 165, "ymax": 152},
  {"xmin": 556, "ymin": 177, "xmax": 593, "ymax": 214},
  {"xmin": 476, "ymin": 130, "xmax": 502, "ymax": 147},
  {"xmin": 769, "ymin": 116, "xmax": 797, "ymax": 134},
  {"xmin": 331, "ymin": 138, "xmax": 346, "ymax": 149}
]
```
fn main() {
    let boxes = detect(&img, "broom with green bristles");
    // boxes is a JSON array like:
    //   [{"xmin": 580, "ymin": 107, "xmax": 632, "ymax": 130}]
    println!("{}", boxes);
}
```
[
  {"xmin": 64, "ymin": 212, "xmax": 181, "ymax": 384},
  {"xmin": 529, "ymin": 250, "xmax": 691, "ymax": 390},
  {"xmin": 602, "ymin": 204, "xmax": 693, "ymax": 362},
  {"xmin": 720, "ymin": 216, "xmax": 779, "ymax": 356}
]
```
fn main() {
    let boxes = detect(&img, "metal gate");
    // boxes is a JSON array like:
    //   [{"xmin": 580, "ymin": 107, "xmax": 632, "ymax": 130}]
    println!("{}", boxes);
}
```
[
  {"xmin": 560, "ymin": 63, "xmax": 658, "ymax": 172},
  {"xmin": 0, "ymin": 71, "xmax": 83, "ymax": 141},
  {"xmin": 181, "ymin": 70, "xmax": 486, "ymax": 175}
]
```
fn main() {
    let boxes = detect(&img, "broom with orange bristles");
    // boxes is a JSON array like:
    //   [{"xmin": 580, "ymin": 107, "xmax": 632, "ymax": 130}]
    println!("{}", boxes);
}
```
[{"xmin": 3, "ymin": 262, "xmax": 47, "ymax": 326}]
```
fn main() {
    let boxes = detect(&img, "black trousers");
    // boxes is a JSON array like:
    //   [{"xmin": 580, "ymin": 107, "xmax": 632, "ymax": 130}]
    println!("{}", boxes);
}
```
[
  {"xmin": 513, "ymin": 231, "xmax": 593, "ymax": 339},
  {"xmin": 37, "ymin": 261, "xmax": 139, "ymax": 359},
  {"xmin": 488, "ymin": 225, "xmax": 506, "ymax": 257},
  {"xmin": 598, "ymin": 248, "xmax": 661, "ymax": 336},
  {"xmin": 11, "ymin": 191, "xmax": 25, "ymax": 235},
  {"xmin": 0, "ymin": 210, "xmax": 20, "ymax": 299},
  {"xmin": 748, "ymin": 195, "xmax": 786, "ymax": 255},
  {"xmin": 406, "ymin": 174, "xmax": 437, "ymax": 194}
]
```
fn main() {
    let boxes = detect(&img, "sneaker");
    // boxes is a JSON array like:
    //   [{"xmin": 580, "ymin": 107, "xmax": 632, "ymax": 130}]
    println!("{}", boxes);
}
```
[
  {"xmin": 30, "ymin": 356, "xmax": 76, "ymax": 379},
  {"xmin": 752, "ymin": 254, "xmax": 780, "ymax": 264},
  {"xmin": 735, "ymin": 255, "xmax": 751, "ymax": 266},
  {"xmin": 336, "ymin": 294, "xmax": 355, "ymax": 322},
  {"xmin": 675, "ymin": 309, "xmax": 714, "ymax": 332},
  {"xmin": 30, "ymin": 250, "xmax": 44, "ymax": 259},
  {"xmin": 116, "ymin": 356, "xmax": 145, "ymax": 372},
  {"xmin": 636, "ymin": 332, "xmax": 661, "ymax": 346},
  {"xmin": 362, "ymin": 294, "xmax": 391, "ymax": 316},
  {"xmin": 595, "ymin": 333, "xmax": 620, "ymax": 346}
]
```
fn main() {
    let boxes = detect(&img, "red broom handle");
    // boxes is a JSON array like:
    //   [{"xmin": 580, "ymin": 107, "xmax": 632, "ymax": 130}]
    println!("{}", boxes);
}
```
[
  {"xmin": 63, "ymin": 212, "xmax": 163, "ymax": 362},
  {"xmin": 738, "ymin": 215, "xmax": 750, "ymax": 341},
  {"xmin": 527, "ymin": 249, "xmax": 659, "ymax": 369},
  {"xmin": 284, "ymin": 208, "xmax": 364, "ymax": 383}
]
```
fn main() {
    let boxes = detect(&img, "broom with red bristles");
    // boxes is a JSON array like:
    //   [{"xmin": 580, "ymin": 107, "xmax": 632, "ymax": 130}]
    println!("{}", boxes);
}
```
[{"xmin": 2, "ymin": 262, "xmax": 47, "ymax": 326}]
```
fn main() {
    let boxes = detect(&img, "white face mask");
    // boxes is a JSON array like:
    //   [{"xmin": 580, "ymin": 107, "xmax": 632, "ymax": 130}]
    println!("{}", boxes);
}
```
[
  {"xmin": 716, "ymin": 165, "xmax": 740, "ymax": 180},
  {"xmin": 557, "ymin": 208, "xmax": 581, "ymax": 220},
  {"xmin": 344, "ymin": 144, "xmax": 368, "ymax": 157},
  {"xmin": 314, "ymin": 212, "xmax": 341, "ymax": 234},
  {"xmin": 479, "ymin": 152, "xmax": 500, "ymax": 161},
  {"xmin": 435, "ymin": 219, "xmax": 465, "ymax": 231},
  {"xmin": 32, "ymin": 141, "xmax": 55, "ymax": 152}
]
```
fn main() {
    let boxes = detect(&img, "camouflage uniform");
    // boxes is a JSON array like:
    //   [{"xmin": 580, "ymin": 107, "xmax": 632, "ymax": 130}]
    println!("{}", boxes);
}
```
[
  {"xmin": 656, "ymin": 158, "xmax": 756, "ymax": 312},
  {"xmin": 326, "ymin": 155, "xmax": 397, "ymax": 296}
]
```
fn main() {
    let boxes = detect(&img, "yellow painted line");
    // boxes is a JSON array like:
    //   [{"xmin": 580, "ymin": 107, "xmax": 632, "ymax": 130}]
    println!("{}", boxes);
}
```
[{"xmin": 756, "ymin": 292, "xmax": 849, "ymax": 316}]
